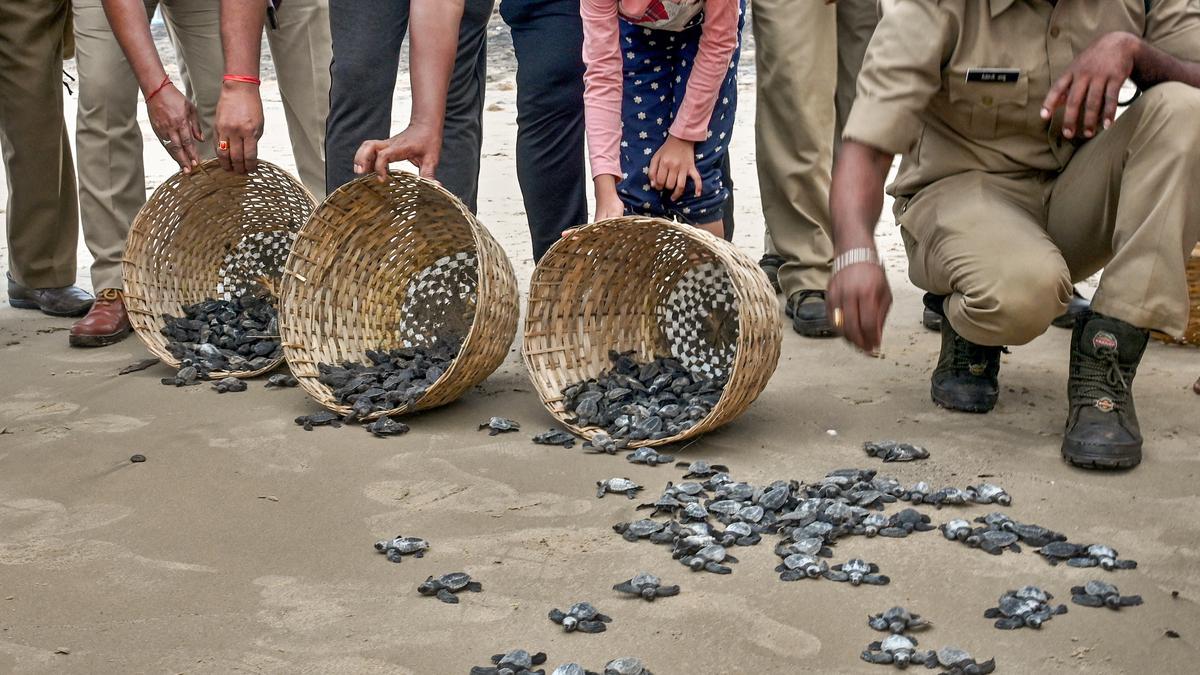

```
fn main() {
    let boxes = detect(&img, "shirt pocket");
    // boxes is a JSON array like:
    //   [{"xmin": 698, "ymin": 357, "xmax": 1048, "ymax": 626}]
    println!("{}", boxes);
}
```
[{"xmin": 948, "ymin": 76, "xmax": 1030, "ymax": 140}]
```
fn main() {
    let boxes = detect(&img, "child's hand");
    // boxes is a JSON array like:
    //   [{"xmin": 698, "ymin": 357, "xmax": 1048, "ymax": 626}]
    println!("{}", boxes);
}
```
[
  {"xmin": 593, "ymin": 175, "xmax": 625, "ymax": 221},
  {"xmin": 650, "ymin": 135, "xmax": 702, "ymax": 202}
]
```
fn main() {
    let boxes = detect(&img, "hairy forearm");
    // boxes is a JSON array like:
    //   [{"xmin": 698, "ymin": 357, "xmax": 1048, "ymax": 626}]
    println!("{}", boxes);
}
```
[
  {"xmin": 1131, "ymin": 35, "xmax": 1200, "ymax": 90},
  {"xmin": 101, "ymin": 0, "xmax": 166, "ymax": 94},
  {"xmin": 220, "ymin": 0, "xmax": 266, "ymax": 76},
  {"xmin": 408, "ymin": 0, "xmax": 464, "ymax": 129},
  {"xmin": 830, "ymin": 141, "xmax": 894, "ymax": 252}
]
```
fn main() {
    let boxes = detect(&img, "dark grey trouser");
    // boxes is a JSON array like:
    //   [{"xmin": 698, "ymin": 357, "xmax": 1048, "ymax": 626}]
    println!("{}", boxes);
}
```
[{"xmin": 326, "ymin": 0, "xmax": 493, "ymax": 211}]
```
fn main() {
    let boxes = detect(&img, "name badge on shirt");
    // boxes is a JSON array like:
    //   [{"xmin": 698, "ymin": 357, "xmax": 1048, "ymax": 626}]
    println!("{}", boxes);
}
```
[{"xmin": 966, "ymin": 68, "xmax": 1022, "ymax": 84}]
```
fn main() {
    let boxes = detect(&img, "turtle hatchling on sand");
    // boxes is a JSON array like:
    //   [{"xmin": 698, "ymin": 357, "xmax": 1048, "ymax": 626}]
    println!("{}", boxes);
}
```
[
  {"xmin": 551, "ymin": 665, "xmax": 598, "ymax": 675},
  {"xmin": 880, "ymin": 508, "xmax": 935, "ymax": 538},
  {"xmin": 212, "ymin": 377, "xmax": 247, "ymax": 393},
  {"xmin": 548, "ymin": 602, "xmax": 612, "ymax": 633},
  {"xmin": 480, "ymin": 417, "xmax": 520, "ymax": 435},
  {"xmin": 967, "ymin": 529, "xmax": 1021, "ymax": 555},
  {"xmin": 860, "ymin": 634, "xmax": 935, "ymax": 669},
  {"xmin": 965, "ymin": 483, "xmax": 1012, "ymax": 506},
  {"xmin": 470, "ymin": 649, "xmax": 549, "ymax": 675},
  {"xmin": 1036, "ymin": 542, "xmax": 1137, "ymax": 570},
  {"xmin": 681, "ymin": 544, "xmax": 738, "ymax": 574},
  {"xmin": 373, "ymin": 535, "xmax": 429, "ymax": 563},
  {"xmin": 825, "ymin": 559, "xmax": 890, "ymax": 586},
  {"xmin": 294, "ymin": 410, "xmax": 342, "ymax": 431},
  {"xmin": 935, "ymin": 647, "xmax": 996, "ymax": 675},
  {"xmin": 676, "ymin": 460, "xmax": 729, "ymax": 479},
  {"xmin": 265, "ymin": 373, "xmax": 299, "ymax": 388},
  {"xmin": 612, "ymin": 519, "xmax": 668, "ymax": 543},
  {"xmin": 984, "ymin": 586, "xmax": 1068, "ymax": 629},
  {"xmin": 603, "ymin": 658, "xmax": 653, "ymax": 675},
  {"xmin": 863, "ymin": 441, "xmax": 930, "ymax": 462},
  {"xmin": 776, "ymin": 553, "xmax": 828, "ymax": 581},
  {"xmin": 417, "ymin": 572, "xmax": 482, "ymax": 604},
  {"xmin": 533, "ymin": 428, "xmax": 577, "ymax": 448},
  {"xmin": 613, "ymin": 572, "xmax": 680, "ymax": 601},
  {"xmin": 626, "ymin": 447, "xmax": 675, "ymax": 466},
  {"xmin": 1071, "ymin": 580, "xmax": 1144, "ymax": 609},
  {"xmin": 868, "ymin": 607, "xmax": 931, "ymax": 634},
  {"xmin": 365, "ymin": 416, "xmax": 410, "ymax": 437},
  {"xmin": 597, "ymin": 477, "xmax": 643, "ymax": 499}
]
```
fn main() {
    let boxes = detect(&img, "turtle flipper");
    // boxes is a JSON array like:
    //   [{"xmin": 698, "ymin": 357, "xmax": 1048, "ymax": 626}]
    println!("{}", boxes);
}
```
[
  {"xmin": 437, "ymin": 589, "xmax": 459, "ymax": 604},
  {"xmin": 548, "ymin": 608, "xmax": 566, "ymax": 623},
  {"xmin": 1116, "ymin": 559, "xmax": 1138, "ymax": 569},
  {"xmin": 879, "ymin": 527, "xmax": 908, "ymax": 538},
  {"xmin": 824, "ymin": 570, "xmax": 849, "ymax": 582},
  {"xmin": 465, "ymin": 581, "xmax": 483, "ymax": 592},
  {"xmin": 531, "ymin": 652, "xmax": 548, "ymax": 666},
  {"xmin": 983, "ymin": 608, "xmax": 1001, "ymax": 619},
  {"xmin": 723, "ymin": 553, "xmax": 739, "ymax": 564},
  {"xmin": 994, "ymin": 617, "xmax": 1023, "ymax": 630},
  {"xmin": 705, "ymin": 562, "xmax": 732, "ymax": 574},
  {"xmin": 1119, "ymin": 594, "xmax": 1144, "ymax": 607},
  {"xmin": 1071, "ymin": 594, "xmax": 1104, "ymax": 608},
  {"xmin": 1067, "ymin": 557, "xmax": 1097, "ymax": 568},
  {"xmin": 779, "ymin": 570, "xmax": 805, "ymax": 582},
  {"xmin": 861, "ymin": 651, "xmax": 893, "ymax": 664},
  {"xmin": 971, "ymin": 658, "xmax": 997, "ymax": 674},
  {"xmin": 577, "ymin": 620, "xmax": 608, "ymax": 634},
  {"xmin": 656, "ymin": 584, "xmax": 680, "ymax": 597},
  {"xmin": 863, "ymin": 574, "xmax": 890, "ymax": 586},
  {"xmin": 613, "ymin": 581, "xmax": 638, "ymax": 595}
]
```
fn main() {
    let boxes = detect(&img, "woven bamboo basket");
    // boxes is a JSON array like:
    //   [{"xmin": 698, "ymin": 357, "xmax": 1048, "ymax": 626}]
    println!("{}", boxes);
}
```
[
  {"xmin": 523, "ymin": 217, "xmax": 782, "ymax": 447},
  {"xmin": 123, "ymin": 159, "xmax": 315, "ymax": 378},
  {"xmin": 1182, "ymin": 243, "xmax": 1200, "ymax": 345},
  {"xmin": 279, "ymin": 171, "xmax": 519, "ymax": 419}
]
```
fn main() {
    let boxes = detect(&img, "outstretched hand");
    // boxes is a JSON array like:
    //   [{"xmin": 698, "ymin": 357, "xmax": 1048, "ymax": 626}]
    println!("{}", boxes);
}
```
[
  {"xmin": 147, "ymin": 84, "xmax": 203, "ymax": 172},
  {"xmin": 214, "ymin": 81, "xmax": 264, "ymax": 174},
  {"xmin": 827, "ymin": 257, "xmax": 892, "ymax": 355},
  {"xmin": 1041, "ymin": 31, "xmax": 1139, "ymax": 140},
  {"xmin": 649, "ymin": 135, "xmax": 703, "ymax": 202},
  {"xmin": 354, "ymin": 122, "xmax": 442, "ymax": 182}
]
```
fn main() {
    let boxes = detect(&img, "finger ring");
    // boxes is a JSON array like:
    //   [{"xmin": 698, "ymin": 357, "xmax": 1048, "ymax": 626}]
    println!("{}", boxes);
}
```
[
  {"xmin": 218, "ymin": 140, "xmax": 229, "ymax": 152},
  {"xmin": 832, "ymin": 307, "xmax": 844, "ymax": 329},
  {"xmin": 160, "ymin": 138, "xmax": 173, "ymax": 147}
]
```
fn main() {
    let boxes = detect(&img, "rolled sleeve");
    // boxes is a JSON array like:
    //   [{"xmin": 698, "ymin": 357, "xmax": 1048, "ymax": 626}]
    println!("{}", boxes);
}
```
[
  {"xmin": 842, "ymin": 0, "xmax": 955, "ymax": 155},
  {"xmin": 1146, "ymin": 0, "xmax": 1200, "ymax": 62}
]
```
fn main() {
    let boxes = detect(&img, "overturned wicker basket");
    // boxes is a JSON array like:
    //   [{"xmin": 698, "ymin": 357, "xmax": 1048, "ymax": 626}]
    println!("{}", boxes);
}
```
[
  {"xmin": 123, "ymin": 159, "xmax": 315, "ymax": 377},
  {"xmin": 280, "ymin": 171, "xmax": 518, "ymax": 419},
  {"xmin": 524, "ymin": 217, "xmax": 782, "ymax": 447}
]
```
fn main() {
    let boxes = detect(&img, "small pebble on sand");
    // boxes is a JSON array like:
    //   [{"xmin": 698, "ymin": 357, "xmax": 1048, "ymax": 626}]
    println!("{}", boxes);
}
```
[{"xmin": 130, "ymin": 454, "xmax": 146, "ymax": 463}]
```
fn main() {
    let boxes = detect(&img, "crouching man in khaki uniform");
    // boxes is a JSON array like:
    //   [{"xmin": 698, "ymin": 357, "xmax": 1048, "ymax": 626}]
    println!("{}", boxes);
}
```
[{"xmin": 827, "ymin": 0, "xmax": 1200, "ymax": 470}]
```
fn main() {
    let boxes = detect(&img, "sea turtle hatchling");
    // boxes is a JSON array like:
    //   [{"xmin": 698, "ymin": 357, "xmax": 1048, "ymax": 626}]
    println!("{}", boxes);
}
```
[
  {"xmin": 583, "ymin": 431, "xmax": 626, "ymax": 454},
  {"xmin": 373, "ymin": 535, "xmax": 429, "ymax": 563},
  {"xmin": 825, "ymin": 558, "xmax": 890, "ymax": 586},
  {"xmin": 860, "ymin": 634, "xmax": 935, "ymax": 669},
  {"xmin": 880, "ymin": 509, "xmax": 935, "ymax": 538},
  {"xmin": 1035, "ymin": 542, "xmax": 1137, "ymax": 570},
  {"xmin": 264, "ymin": 373, "xmax": 299, "ymax": 388},
  {"xmin": 613, "ymin": 572, "xmax": 680, "ymax": 601},
  {"xmin": 1070, "ymin": 580, "xmax": 1144, "ymax": 609},
  {"xmin": 417, "ymin": 572, "xmax": 482, "ymax": 604},
  {"xmin": 294, "ymin": 410, "xmax": 342, "ymax": 431},
  {"xmin": 597, "ymin": 477, "xmax": 643, "ymax": 499},
  {"xmin": 965, "ymin": 483, "xmax": 1012, "ymax": 506},
  {"xmin": 612, "ymin": 519, "xmax": 668, "ymax": 542},
  {"xmin": 935, "ymin": 647, "xmax": 996, "ymax": 675},
  {"xmin": 626, "ymin": 447, "xmax": 676, "ymax": 466},
  {"xmin": 550, "ymin": 665, "xmax": 598, "ymax": 675},
  {"xmin": 470, "ymin": 649, "xmax": 549, "ymax": 675},
  {"xmin": 868, "ymin": 607, "xmax": 931, "ymax": 634},
  {"xmin": 776, "ymin": 553, "xmax": 828, "ymax": 581},
  {"xmin": 548, "ymin": 601, "xmax": 612, "ymax": 633},
  {"xmin": 603, "ymin": 657, "xmax": 653, "ymax": 675},
  {"xmin": 863, "ymin": 441, "xmax": 930, "ymax": 462},
  {"xmin": 984, "ymin": 586, "xmax": 1068, "ymax": 629},
  {"xmin": 965, "ymin": 529, "xmax": 1021, "ymax": 555},
  {"xmin": 676, "ymin": 460, "xmax": 729, "ymax": 478},
  {"xmin": 680, "ymin": 543, "xmax": 738, "ymax": 574},
  {"xmin": 365, "ymin": 416, "xmax": 410, "ymax": 437},
  {"xmin": 212, "ymin": 377, "xmax": 248, "ymax": 393},
  {"xmin": 533, "ymin": 428, "xmax": 577, "ymax": 448},
  {"xmin": 480, "ymin": 417, "xmax": 521, "ymax": 435}
]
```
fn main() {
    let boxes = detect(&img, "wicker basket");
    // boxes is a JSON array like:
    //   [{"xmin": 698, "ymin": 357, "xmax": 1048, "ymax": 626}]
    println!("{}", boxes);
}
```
[
  {"xmin": 1183, "ymin": 243, "xmax": 1200, "ymax": 345},
  {"xmin": 523, "ymin": 217, "xmax": 782, "ymax": 447},
  {"xmin": 123, "ymin": 159, "xmax": 316, "ymax": 377},
  {"xmin": 279, "ymin": 171, "xmax": 519, "ymax": 419}
]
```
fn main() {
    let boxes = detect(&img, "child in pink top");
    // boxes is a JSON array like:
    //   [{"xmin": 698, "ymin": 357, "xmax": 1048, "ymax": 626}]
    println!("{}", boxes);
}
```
[{"xmin": 582, "ymin": 0, "xmax": 744, "ymax": 236}]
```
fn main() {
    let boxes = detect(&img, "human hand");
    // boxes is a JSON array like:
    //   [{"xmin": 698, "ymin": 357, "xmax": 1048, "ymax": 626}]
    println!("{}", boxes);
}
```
[
  {"xmin": 214, "ymin": 81, "xmax": 264, "ymax": 174},
  {"xmin": 147, "ymin": 83, "xmax": 203, "ymax": 172},
  {"xmin": 649, "ymin": 135, "xmax": 702, "ymax": 202},
  {"xmin": 1041, "ymin": 31, "xmax": 1139, "ymax": 140},
  {"xmin": 826, "ymin": 254, "xmax": 892, "ymax": 354},
  {"xmin": 353, "ymin": 122, "xmax": 442, "ymax": 182},
  {"xmin": 593, "ymin": 175, "xmax": 625, "ymax": 221}
]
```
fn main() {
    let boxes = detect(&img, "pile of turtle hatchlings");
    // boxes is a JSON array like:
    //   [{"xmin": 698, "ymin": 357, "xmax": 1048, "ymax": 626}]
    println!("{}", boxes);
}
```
[{"xmin": 158, "ymin": 294, "xmax": 283, "ymax": 385}]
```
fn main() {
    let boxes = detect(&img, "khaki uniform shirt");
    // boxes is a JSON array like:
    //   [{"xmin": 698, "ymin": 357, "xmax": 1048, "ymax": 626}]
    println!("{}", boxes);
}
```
[{"xmin": 843, "ymin": 0, "xmax": 1200, "ymax": 198}]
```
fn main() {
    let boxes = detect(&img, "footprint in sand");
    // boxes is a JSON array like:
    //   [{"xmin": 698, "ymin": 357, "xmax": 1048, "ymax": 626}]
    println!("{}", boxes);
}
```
[
  {"xmin": 363, "ymin": 470, "xmax": 592, "ymax": 519},
  {"xmin": 0, "ymin": 397, "xmax": 80, "ymax": 421},
  {"xmin": 209, "ymin": 420, "xmax": 320, "ymax": 473}
]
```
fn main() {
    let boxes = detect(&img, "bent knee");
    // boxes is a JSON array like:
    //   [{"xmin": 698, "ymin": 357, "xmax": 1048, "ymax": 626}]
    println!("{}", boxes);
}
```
[
  {"xmin": 1135, "ymin": 82, "xmax": 1200, "ymax": 139},
  {"xmin": 959, "ymin": 264, "xmax": 1071, "ymax": 345}
]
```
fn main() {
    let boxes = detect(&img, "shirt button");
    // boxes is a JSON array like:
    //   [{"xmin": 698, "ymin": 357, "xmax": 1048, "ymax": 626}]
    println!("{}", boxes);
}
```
[
  {"xmin": 1050, "ymin": 25, "xmax": 1061, "ymax": 38},
  {"xmin": 982, "ymin": 95, "xmax": 994, "ymax": 106}
]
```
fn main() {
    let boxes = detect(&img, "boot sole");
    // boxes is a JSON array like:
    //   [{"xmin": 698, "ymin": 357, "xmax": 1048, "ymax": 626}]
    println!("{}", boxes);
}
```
[
  {"xmin": 1061, "ymin": 440, "xmax": 1142, "ymax": 470},
  {"xmin": 69, "ymin": 326, "xmax": 133, "ymax": 348},
  {"xmin": 931, "ymin": 386, "xmax": 997, "ymax": 414},
  {"xmin": 792, "ymin": 317, "xmax": 836, "ymax": 338},
  {"xmin": 9, "ymin": 298, "xmax": 93, "ymax": 318}
]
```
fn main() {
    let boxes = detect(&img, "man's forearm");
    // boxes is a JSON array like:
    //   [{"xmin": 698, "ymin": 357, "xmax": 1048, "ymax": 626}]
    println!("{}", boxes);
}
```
[
  {"xmin": 830, "ymin": 141, "xmax": 895, "ymax": 252},
  {"xmin": 1131, "ymin": 36, "xmax": 1200, "ymax": 90},
  {"xmin": 101, "ymin": 0, "xmax": 167, "ymax": 94},
  {"xmin": 220, "ymin": 0, "xmax": 266, "ymax": 77},
  {"xmin": 408, "ymin": 0, "xmax": 464, "ymax": 130}
]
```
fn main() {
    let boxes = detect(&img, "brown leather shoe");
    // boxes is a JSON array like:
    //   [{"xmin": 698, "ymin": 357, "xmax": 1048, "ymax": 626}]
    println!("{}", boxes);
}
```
[
  {"xmin": 69, "ymin": 289, "xmax": 132, "ymax": 348},
  {"xmin": 7, "ymin": 272, "xmax": 94, "ymax": 317}
]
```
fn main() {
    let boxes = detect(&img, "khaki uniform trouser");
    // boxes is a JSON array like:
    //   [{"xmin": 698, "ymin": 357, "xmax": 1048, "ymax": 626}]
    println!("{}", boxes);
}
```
[
  {"xmin": 73, "ymin": 0, "xmax": 223, "ymax": 292},
  {"xmin": 265, "ymin": 0, "xmax": 332, "ymax": 201},
  {"xmin": 0, "ymin": 0, "xmax": 80, "ymax": 290},
  {"xmin": 755, "ymin": 0, "xmax": 877, "ymax": 295},
  {"xmin": 897, "ymin": 83, "xmax": 1200, "ymax": 346}
]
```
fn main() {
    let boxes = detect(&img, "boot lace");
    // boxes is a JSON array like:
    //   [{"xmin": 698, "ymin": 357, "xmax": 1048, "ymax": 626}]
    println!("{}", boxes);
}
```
[
  {"xmin": 98, "ymin": 288, "xmax": 123, "ymax": 303},
  {"xmin": 950, "ymin": 334, "xmax": 999, "ymax": 374},
  {"xmin": 1071, "ymin": 345, "xmax": 1128, "ymax": 411}
]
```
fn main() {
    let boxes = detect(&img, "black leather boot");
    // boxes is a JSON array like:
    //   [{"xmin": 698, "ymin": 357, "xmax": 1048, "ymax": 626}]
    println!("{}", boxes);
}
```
[
  {"xmin": 1062, "ymin": 312, "xmax": 1148, "ymax": 470},
  {"xmin": 929, "ymin": 296, "xmax": 1002, "ymax": 413}
]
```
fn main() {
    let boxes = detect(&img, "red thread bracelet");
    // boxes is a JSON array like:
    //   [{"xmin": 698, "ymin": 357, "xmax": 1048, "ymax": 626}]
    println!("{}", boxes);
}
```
[
  {"xmin": 223, "ymin": 74, "xmax": 262, "ymax": 86},
  {"xmin": 145, "ymin": 75, "xmax": 171, "ymax": 103}
]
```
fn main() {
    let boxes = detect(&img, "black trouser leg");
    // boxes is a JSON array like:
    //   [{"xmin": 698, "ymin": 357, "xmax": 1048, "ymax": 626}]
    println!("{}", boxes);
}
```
[{"xmin": 721, "ymin": 153, "xmax": 735, "ymax": 241}]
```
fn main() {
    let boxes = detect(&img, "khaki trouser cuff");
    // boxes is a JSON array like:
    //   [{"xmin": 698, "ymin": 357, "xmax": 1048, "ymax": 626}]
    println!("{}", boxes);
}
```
[{"xmin": 1091, "ymin": 293, "xmax": 1185, "ymax": 339}]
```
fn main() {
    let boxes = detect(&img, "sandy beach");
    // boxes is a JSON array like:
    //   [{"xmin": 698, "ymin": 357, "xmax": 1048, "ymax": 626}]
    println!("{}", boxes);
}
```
[{"xmin": 2, "ymin": 10, "xmax": 1199, "ymax": 674}]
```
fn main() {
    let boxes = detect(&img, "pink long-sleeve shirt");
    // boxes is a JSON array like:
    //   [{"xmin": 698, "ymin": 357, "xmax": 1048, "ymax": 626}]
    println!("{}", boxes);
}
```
[{"xmin": 581, "ymin": 0, "xmax": 739, "ymax": 179}]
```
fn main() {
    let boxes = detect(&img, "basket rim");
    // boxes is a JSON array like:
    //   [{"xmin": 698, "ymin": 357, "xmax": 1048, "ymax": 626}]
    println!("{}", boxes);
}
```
[
  {"xmin": 522, "ymin": 216, "xmax": 781, "ymax": 447},
  {"xmin": 282, "ymin": 170, "xmax": 517, "ymax": 420},
  {"xmin": 123, "ymin": 158, "xmax": 316, "ymax": 379}
]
